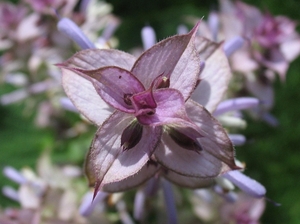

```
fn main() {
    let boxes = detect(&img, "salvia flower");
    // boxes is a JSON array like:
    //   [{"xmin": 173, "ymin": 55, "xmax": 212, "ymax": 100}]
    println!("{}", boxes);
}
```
[{"xmin": 58, "ymin": 23, "xmax": 239, "ymax": 194}]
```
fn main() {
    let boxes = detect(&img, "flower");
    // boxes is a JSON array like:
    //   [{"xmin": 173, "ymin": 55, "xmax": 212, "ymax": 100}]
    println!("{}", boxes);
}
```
[
  {"xmin": 1, "ymin": 153, "xmax": 92, "ymax": 224},
  {"xmin": 58, "ymin": 22, "xmax": 238, "ymax": 194},
  {"xmin": 220, "ymin": 0, "xmax": 300, "ymax": 80},
  {"xmin": 220, "ymin": 192, "xmax": 266, "ymax": 224}
]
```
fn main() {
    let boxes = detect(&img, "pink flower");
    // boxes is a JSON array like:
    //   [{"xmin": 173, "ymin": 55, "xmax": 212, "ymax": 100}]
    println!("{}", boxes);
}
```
[
  {"xmin": 220, "ymin": 192, "xmax": 266, "ymax": 224},
  {"xmin": 222, "ymin": 0, "xmax": 300, "ymax": 80},
  {"xmin": 58, "ymin": 23, "xmax": 238, "ymax": 194}
]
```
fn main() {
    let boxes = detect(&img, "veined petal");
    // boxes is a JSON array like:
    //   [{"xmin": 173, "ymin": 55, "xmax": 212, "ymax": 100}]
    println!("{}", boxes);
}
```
[
  {"xmin": 192, "ymin": 37, "xmax": 232, "ymax": 113},
  {"xmin": 78, "ymin": 66, "xmax": 145, "ymax": 113},
  {"xmin": 155, "ymin": 133, "xmax": 227, "ymax": 178},
  {"xmin": 131, "ymin": 23, "xmax": 201, "ymax": 100},
  {"xmin": 155, "ymin": 100, "xmax": 237, "ymax": 178},
  {"xmin": 59, "ymin": 48, "xmax": 136, "ymax": 71},
  {"xmin": 85, "ymin": 111, "xmax": 162, "ymax": 192},
  {"xmin": 186, "ymin": 100, "xmax": 237, "ymax": 169},
  {"xmin": 102, "ymin": 161, "xmax": 160, "ymax": 192},
  {"xmin": 61, "ymin": 68, "xmax": 113, "ymax": 126},
  {"xmin": 162, "ymin": 169, "xmax": 214, "ymax": 189}
]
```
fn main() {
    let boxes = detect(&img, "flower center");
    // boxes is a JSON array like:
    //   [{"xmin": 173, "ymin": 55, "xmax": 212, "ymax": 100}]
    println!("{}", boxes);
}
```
[
  {"xmin": 131, "ymin": 89, "xmax": 157, "ymax": 117},
  {"xmin": 123, "ymin": 93, "xmax": 133, "ymax": 105}
]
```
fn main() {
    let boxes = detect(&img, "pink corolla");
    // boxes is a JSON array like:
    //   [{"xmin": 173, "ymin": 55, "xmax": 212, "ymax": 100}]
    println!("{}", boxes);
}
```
[{"xmin": 58, "ymin": 23, "xmax": 239, "ymax": 194}]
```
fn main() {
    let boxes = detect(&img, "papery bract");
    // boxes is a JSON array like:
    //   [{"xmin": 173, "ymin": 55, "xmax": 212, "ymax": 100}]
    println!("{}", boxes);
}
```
[{"xmin": 58, "ymin": 22, "xmax": 237, "ymax": 194}]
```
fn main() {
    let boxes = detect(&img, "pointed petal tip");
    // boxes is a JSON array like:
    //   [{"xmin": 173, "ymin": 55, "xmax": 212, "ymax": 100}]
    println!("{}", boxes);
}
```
[
  {"xmin": 189, "ymin": 21, "xmax": 201, "ymax": 36},
  {"xmin": 233, "ymin": 165, "xmax": 243, "ymax": 170},
  {"xmin": 92, "ymin": 180, "xmax": 101, "ymax": 201},
  {"xmin": 54, "ymin": 62, "xmax": 65, "ymax": 68}
]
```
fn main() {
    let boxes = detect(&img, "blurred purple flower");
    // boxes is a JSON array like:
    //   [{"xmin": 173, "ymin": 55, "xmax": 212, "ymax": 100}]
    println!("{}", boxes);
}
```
[{"xmin": 220, "ymin": 192, "xmax": 266, "ymax": 224}]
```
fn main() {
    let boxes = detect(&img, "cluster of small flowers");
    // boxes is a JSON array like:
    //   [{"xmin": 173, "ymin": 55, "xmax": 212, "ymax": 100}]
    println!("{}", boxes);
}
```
[
  {"xmin": 1, "ymin": 0, "xmax": 299, "ymax": 223},
  {"xmin": 195, "ymin": 0, "xmax": 300, "ymax": 126},
  {"xmin": 0, "ymin": 0, "xmax": 118, "ymax": 130}
]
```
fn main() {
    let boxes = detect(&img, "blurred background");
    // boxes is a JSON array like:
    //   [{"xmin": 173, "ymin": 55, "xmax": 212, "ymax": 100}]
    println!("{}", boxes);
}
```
[{"xmin": 1, "ymin": 0, "xmax": 300, "ymax": 223}]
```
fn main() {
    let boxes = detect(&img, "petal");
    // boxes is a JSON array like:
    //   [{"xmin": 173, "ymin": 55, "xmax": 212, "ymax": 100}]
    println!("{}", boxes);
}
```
[
  {"xmin": 222, "ymin": 171, "xmax": 266, "ymax": 198},
  {"xmin": 163, "ymin": 169, "xmax": 214, "ymax": 189},
  {"xmin": 207, "ymin": 11, "xmax": 219, "ymax": 41},
  {"xmin": 192, "ymin": 37, "xmax": 232, "ymax": 112},
  {"xmin": 281, "ymin": 38, "xmax": 300, "ymax": 62},
  {"xmin": 261, "ymin": 112, "xmax": 279, "ymax": 127},
  {"xmin": 223, "ymin": 36, "xmax": 245, "ymax": 57},
  {"xmin": 134, "ymin": 188, "xmax": 146, "ymax": 221},
  {"xmin": 2, "ymin": 186, "xmax": 19, "ymax": 202},
  {"xmin": 245, "ymin": 73, "xmax": 274, "ymax": 110},
  {"xmin": 59, "ymin": 97, "xmax": 78, "ymax": 113},
  {"xmin": 213, "ymin": 97, "xmax": 260, "ymax": 116},
  {"xmin": 78, "ymin": 66, "xmax": 145, "ymax": 113},
  {"xmin": 141, "ymin": 25, "xmax": 157, "ymax": 50},
  {"xmin": 85, "ymin": 111, "xmax": 162, "ymax": 191},
  {"xmin": 59, "ymin": 49, "xmax": 137, "ymax": 125},
  {"xmin": 256, "ymin": 48, "xmax": 288, "ymax": 81},
  {"xmin": 59, "ymin": 48, "xmax": 136, "ymax": 71},
  {"xmin": 131, "ymin": 23, "xmax": 201, "ymax": 100},
  {"xmin": 155, "ymin": 133, "xmax": 227, "ymax": 178},
  {"xmin": 61, "ymin": 68, "xmax": 113, "ymax": 126},
  {"xmin": 228, "ymin": 134, "xmax": 246, "ymax": 146},
  {"xmin": 57, "ymin": 18, "xmax": 95, "ymax": 49},
  {"xmin": 186, "ymin": 100, "xmax": 237, "ymax": 169},
  {"xmin": 101, "ymin": 161, "xmax": 159, "ymax": 192},
  {"xmin": 154, "ymin": 100, "xmax": 237, "ymax": 178},
  {"xmin": 161, "ymin": 179, "xmax": 178, "ymax": 224},
  {"xmin": 79, "ymin": 191, "xmax": 108, "ymax": 216},
  {"xmin": 3, "ymin": 166, "xmax": 27, "ymax": 184}
]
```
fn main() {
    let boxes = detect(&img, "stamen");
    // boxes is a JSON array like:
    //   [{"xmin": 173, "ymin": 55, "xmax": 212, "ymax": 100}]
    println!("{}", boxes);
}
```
[
  {"xmin": 152, "ymin": 74, "xmax": 170, "ymax": 89},
  {"xmin": 123, "ymin": 93, "xmax": 133, "ymax": 105},
  {"xmin": 156, "ymin": 76, "xmax": 170, "ymax": 89}
]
